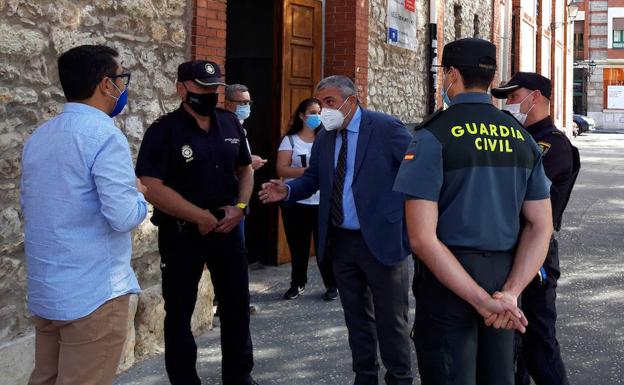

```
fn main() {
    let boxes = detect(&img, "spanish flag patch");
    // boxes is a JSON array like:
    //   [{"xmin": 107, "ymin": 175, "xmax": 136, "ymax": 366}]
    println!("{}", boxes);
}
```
[
  {"xmin": 404, "ymin": 153, "xmax": 415, "ymax": 160},
  {"xmin": 537, "ymin": 141, "xmax": 551, "ymax": 156}
]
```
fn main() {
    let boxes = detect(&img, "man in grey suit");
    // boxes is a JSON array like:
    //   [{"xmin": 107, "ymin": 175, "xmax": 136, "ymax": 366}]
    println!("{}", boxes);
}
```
[{"xmin": 259, "ymin": 76, "xmax": 413, "ymax": 385}]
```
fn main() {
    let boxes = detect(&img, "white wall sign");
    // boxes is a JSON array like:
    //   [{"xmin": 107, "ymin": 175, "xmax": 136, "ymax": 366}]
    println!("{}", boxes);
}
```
[
  {"xmin": 608, "ymin": 85, "xmax": 624, "ymax": 109},
  {"xmin": 386, "ymin": 0, "xmax": 417, "ymax": 51}
]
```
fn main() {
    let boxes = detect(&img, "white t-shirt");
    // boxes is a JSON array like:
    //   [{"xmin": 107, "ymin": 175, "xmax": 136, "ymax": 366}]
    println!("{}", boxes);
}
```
[{"xmin": 278, "ymin": 134, "xmax": 320, "ymax": 205}]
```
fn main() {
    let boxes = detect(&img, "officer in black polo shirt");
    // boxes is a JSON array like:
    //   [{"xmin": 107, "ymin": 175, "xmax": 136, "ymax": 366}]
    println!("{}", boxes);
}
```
[
  {"xmin": 492, "ymin": 72, "xmax": 580, "ymax": 385},
  {"xmin": 136, "ymin": 60, "xmax": 257, "ymax": 385},
  {"xmin": 393, "ymin": 38, "xmax": 554, "ymax": 385}
]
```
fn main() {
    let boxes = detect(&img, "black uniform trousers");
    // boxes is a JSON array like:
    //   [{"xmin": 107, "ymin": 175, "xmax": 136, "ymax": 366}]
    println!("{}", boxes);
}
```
[
  {"xmin": 413, "ymin": 250, "xmax": 515, "ymax": 385},
  {"xmin": 281, "ymin": 203, "xmax": 336, "ymax": 289},
  {"xmin": 515, "ymin": 238, "xmax": 570, "ymax": 385},
  {"xmin": 158, "ymin": 221, "xmax": 253, "ymax": 385},
  {"xmin": 329, "ymin": 227, "xmax": 413, "ymax": 385}
]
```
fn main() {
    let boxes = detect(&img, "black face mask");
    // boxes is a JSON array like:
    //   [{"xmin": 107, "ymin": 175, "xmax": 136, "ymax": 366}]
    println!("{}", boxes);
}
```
[{"xmin": 185, "ymin": 90, "xmax": 218, "ymax": 116}]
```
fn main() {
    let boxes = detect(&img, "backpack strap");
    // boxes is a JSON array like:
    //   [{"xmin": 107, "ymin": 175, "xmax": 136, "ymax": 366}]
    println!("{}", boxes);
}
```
[{"xmin": 288, "ymin": 135, "xmax": 295, "ymax": 150}]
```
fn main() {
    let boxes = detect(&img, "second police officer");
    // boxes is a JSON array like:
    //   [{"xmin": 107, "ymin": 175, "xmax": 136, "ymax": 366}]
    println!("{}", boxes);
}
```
[
  {"xmin": 393, "ymin": 38, "xmax": 554, "ymax": 385},
  {"xmin": 492, "ymin": 72, "xmax": 580, "ymax": 385},
  {"xmin": 136, "ymin": 60, "xmax": 258, "ymax": 385}
]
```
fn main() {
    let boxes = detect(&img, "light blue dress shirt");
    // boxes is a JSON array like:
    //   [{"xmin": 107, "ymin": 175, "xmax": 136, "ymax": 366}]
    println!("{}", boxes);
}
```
[
  {"xmin": 20, "ymin": 103, "xmax": 147, "ymax": 321},
  {"xmin": 334, "ymin": 106, "xmax": 362, "ymax": 230}
]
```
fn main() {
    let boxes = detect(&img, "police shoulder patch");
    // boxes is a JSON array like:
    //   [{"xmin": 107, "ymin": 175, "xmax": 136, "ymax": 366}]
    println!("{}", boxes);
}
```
[
  {"xmin": 537, "ymin": 140, "xmax": 551, "ymax": 155},
  {"xmin": 414, "ymin": 108, "xmax": 444, "ymax": 131}
]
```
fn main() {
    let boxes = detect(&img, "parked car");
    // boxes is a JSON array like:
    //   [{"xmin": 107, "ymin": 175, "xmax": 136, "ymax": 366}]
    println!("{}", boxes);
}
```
[{"xmin": 573, "ymin": 114, "xmax": 596, "ymax": 136}]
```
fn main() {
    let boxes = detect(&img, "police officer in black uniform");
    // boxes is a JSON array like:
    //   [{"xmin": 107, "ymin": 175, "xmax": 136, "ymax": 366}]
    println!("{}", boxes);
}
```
[
  {"xmin": 136, "ymin": 60, "xmax": 257, "ymax": 385},
  {"xmin": 393, "ymin": 38, "xmax": 554, "ymax": 385},
  {"xmin": 492, "ymin": 72, "xmax": 580, "ymax": 385}
]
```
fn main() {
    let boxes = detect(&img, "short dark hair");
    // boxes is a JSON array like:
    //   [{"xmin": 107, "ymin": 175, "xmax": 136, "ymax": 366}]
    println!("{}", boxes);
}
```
[
  {"xmin": 225, "ymin": 84, "xmax": 249, "ymax": 100},
  {"xmin": 445, "ymin": 59, "xmax": 496, "ymax": 90},
  {"xmin": 58, "ymin": 45, "xmax": 120, "ymax": 101},
  {"xmin": 285, "ymin": 97, "xmax": 322, "ymax": 136}
]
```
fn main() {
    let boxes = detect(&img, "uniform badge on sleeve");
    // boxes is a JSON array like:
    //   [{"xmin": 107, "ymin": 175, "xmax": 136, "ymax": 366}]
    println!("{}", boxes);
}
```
[
  {"xmin": 537, "ymin": 141, "xmax": 551, "ymax": 156},
  {"xmin": 181, "ymin": 144, "xmax": 194, "ymax": 163},
  {"xmin": 404, "ymin": 153, "xmax": 415, "ymax": 161}
]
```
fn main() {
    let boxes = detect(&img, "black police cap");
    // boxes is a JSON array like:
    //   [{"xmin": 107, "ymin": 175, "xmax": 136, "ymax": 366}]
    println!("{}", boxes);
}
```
[
  {"xmin": 491, "ymin": 72, "xmax": 552, "ymax": 99},
  {"xmin": 441, "ymin": 38, "xmax": 497, "ymax": 70},
  {"xmin": 177, "ymin": 60, "xmax": 225, "ymax": 86}
]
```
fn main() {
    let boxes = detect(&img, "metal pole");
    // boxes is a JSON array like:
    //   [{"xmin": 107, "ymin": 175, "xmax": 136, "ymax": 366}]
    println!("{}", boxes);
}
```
[{"xmin": 427, "ymin": 0, "xmax": 438, "ymax": 114}]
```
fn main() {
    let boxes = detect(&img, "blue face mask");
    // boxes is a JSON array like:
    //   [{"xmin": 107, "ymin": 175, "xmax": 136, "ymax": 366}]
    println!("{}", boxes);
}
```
[
  {"xmin": 108, "ymin": 80, "xmax": 128, "ymax": 117},
  {"xmin": 305, "ymin": 114, "xmax": 322, "ymax": 129},
  {"xmin": 235, "ymin": 104, "xmax": 251, "ymax": 121},
  {"xmin": 441, "ymin": 78, "xmax": 455, "ymax": 107},
  {"xmin": 441, "ymin": 89, "xmax": 451, "ymax": 106}
]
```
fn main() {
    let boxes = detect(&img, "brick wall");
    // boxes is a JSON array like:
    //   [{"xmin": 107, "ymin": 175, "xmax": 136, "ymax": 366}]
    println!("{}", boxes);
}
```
[
  {"xmin": 325, "ymin": 0, "xmax": 369, "ymax": 105},
  {"xmin": 191, "ymin": 0, "xmax": 227, "ymax": 70}
]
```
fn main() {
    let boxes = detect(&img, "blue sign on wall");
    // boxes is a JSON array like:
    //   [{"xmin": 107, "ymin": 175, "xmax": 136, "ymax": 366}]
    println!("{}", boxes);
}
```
[{"xmin": 388, "ymin": 27, "xmax": 398, "ymax": 43}]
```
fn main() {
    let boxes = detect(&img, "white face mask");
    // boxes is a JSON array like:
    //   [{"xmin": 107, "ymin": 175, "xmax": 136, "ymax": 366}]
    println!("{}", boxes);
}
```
[
  {"xmin": 503, "ymin": 91, "xmax": 536, "ymax": 125},
  {"xmin": 321, "ymin": 97, "xmax": 353, "ymax": 131}
]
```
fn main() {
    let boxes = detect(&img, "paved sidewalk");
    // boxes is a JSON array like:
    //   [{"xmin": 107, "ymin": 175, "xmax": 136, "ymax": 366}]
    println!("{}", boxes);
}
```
[
  {"xmin": 115, "ymin": 261, "xmax": 417, "ymax": 385},
  {"xmin": 115, "ymin": 131, "xmax": 624, "ymax": 385}
]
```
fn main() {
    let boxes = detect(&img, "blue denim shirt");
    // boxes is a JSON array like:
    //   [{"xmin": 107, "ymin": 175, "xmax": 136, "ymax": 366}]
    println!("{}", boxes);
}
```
[
  {"xmin": 20, "ymin": 103, "xmax": 147, "ymax": 321},
  {"xmin": 333, "ymin": 106, "xmax": 362, "ymax": 229}
]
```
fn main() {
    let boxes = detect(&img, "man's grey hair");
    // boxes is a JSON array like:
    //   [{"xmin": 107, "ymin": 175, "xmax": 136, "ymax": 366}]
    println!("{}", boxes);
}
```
[
  {"xmin": 225, "ymin": 84, "xmax": 249, "ymax": 100},
  {"xmin": 316, "ymin": 75, "xmax": 358, "ymax": 100}
]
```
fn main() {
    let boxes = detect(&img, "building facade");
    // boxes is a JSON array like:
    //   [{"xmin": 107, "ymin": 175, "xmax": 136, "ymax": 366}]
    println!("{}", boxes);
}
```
[
  {"xmin": 574, "ymin": 0, "xmax": 624, "ymax": 128},
  {"xmin": 0, "ymin": 0, "xmax": 575, "ymax": 383}
]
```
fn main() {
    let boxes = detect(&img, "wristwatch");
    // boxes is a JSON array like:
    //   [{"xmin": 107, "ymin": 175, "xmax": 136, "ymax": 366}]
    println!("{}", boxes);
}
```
[{"xmin": 235, "ymin": 202, "xmax": 250, "ymax": 216}]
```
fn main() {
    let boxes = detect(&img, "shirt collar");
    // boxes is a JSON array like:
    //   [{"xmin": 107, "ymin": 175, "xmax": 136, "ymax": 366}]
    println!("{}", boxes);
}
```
[
  {"xmin": 526, "ymin": 116, "xmax": 554, "ymax": 136},
  {"xmin": 344, "ymin": 106, "xmax": 362, "ymax": 133},
  {"xmin": 62, "ymin": 102, "xmax": 112, "ymax": 120},
  {"xmin": 449, "ymin": 92, "xmax": 492, "ymax": 106}
]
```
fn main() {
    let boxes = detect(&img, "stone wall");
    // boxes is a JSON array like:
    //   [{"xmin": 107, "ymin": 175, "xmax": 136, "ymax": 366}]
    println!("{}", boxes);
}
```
[
  {"xmin": 367, "ymin": 0, "xmax": 429, "ymax": 124},
  {"xmin": 367, "ymin": 0, "xmax": 493, "ymax": 125},
  {"xmin": 0, "ymin": 1, "xmax": 215, "ymax": 383},
  {"xmin": 443, "ymin": 0, "xmax": 492, "ymax": 45}
]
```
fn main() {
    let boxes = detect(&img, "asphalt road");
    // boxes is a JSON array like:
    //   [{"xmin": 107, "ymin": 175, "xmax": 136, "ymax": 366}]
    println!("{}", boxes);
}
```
[
  {"xmin": 115, "ymin": 130, "xmax": 624, "ymax": 385},
  {"xmin": 555, "ymin": 130, "xmax": 624, "ymax": 384}
]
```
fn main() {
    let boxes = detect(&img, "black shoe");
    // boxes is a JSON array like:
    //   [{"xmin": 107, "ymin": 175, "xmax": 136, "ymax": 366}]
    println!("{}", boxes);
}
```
[
  {"xmin": 248, "ymin": 261, "xmax": 265, "ymax": 270},
  {"xmin": 323, "ymin": 287, "xmax": 338, "ymax": 301},
  {"xmin": 283, "ymin": 285, "xmax": 305, "ymax": 300}
]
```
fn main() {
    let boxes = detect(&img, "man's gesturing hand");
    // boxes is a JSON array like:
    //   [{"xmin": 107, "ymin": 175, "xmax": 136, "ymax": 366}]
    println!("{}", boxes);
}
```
[{"xmin": 258, "ymin": 179, "xmax": 288, "ymax": 203}]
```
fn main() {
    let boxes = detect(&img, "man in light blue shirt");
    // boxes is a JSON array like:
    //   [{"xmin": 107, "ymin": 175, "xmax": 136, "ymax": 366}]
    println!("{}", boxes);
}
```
[{"xmin": 20, "ymin": 45, "xmax": 147, "ymax": 385}]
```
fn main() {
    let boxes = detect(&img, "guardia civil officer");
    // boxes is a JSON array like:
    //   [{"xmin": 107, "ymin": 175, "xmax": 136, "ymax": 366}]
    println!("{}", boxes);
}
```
[
  {"xmin": 393, "ymin": 38, "xmax": 554, "ymax": 385},
  {"xmin": 135, "ymin": 61, "xmax": 258, "ymax": 385},
  {"xmin": 492, "ymin": 72, "xmax": 580, "ymax": 385}
]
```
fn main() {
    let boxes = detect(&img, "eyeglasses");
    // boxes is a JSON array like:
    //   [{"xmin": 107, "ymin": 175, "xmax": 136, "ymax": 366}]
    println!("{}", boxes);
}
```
[
  {"xmin": 107, "ymin": 72, "xmax": 132, "ymax": 86},
  {"xmin": 227, "ymin": 99, "xmax": 253, "ymax": 106}
]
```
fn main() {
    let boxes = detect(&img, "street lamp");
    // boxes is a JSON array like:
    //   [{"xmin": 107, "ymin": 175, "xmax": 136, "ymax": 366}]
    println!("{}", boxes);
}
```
[
  {"xmin": 575, "ymin": 60, "xmax": 597, "ymax": 80},
  {"xmin": 549, "ymin": 1, "xmax": 580, "ymax": 31},
  {"xmin": 588, "ymin": 60, "xmax": 597, "ymax": 77}
]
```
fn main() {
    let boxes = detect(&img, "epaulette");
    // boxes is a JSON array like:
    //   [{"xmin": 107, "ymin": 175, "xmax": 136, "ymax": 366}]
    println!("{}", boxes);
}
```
[
  {"xmin": 414, "ymin": 108, "xmax": 444, "ymax": 131},
  {"xmin": 150, "ymin": 111, "xmax": 174, "ymax": 126},
  {"xmin": 216, "ymin": 107, "xmax": 237, "ymax": 117}
]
